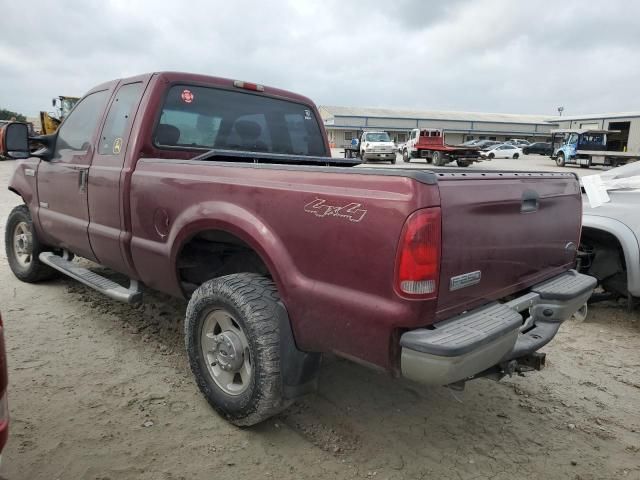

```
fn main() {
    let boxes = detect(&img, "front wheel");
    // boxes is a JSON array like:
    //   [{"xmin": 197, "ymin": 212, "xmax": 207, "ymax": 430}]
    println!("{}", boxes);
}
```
[
  {"xmin": 5, "ymin": 205, "xmax": 58, "ymax": 283},
  {"xmin": 556, "ymin": 152, "xmax": 565, "ymax": 167},
  {"xmin": 488, "ymin": 152, "xmax": 495, "ymax": 159},
  {"xmin": 360, "ymin": 151, "xmax": 367, "ymax": 163},
  {"xmin": 402, "ymin": 149, "xmax": 410, "ymax": 163},
  {"xmin": 185, "ymin": 273, "xmax": 289, "ymax": 426}
]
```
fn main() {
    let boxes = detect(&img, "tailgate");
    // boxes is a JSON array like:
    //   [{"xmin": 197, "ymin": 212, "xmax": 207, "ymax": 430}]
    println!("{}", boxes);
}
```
[{"xmin": 435, "ymin": 172, "xmax": 582, "ymax": 319}]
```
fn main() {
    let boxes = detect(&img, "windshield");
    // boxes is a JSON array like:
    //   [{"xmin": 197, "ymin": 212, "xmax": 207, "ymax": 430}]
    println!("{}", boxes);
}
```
[
  {"xmin": 60, "ymin": 98, "xmax": 79, "ymax": 117},
  {"xmin": 364, "ymin": 132, "xmax": 390, "ymax": 142},
  {"xmin": 155, "ymin": 85, "xmax": 327, "ymax": 156}
]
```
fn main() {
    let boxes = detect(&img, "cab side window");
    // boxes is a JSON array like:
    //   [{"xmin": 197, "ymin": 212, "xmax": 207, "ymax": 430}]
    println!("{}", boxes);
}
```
[
  {"xmin": 53, "ymin": 90, "xmax": 109, "ymax": 161},
  {"xmin": 98, "ymin": 82, "xmax": 144, "ymax": 156}
]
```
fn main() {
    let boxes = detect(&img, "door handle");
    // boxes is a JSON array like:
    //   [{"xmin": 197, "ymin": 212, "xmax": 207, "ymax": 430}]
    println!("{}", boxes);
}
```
[
  {"xmin": 521, "ymin": 190, "xmax": 539, "ymax": 213},
  {"xmin": 78, "ymin": 169, "xmax": 88, "ymax": 191}
]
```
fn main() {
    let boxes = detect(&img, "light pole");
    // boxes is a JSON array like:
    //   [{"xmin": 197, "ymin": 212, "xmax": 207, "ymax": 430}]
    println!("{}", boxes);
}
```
[{"xmin": 557, "ymin": 106, "xmax": 564, "ymax": 116}]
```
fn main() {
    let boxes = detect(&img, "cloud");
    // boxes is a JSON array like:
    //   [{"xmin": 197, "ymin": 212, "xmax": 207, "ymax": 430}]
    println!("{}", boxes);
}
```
[{"xmin": 1, "ymin": 0, "xmax": 639, "ymax": 117}]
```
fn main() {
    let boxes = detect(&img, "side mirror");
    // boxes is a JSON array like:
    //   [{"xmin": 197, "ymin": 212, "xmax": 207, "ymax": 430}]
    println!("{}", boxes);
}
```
[{"xmin": 0, "ymin": 122, "xmax": 30, "ymax": 159}]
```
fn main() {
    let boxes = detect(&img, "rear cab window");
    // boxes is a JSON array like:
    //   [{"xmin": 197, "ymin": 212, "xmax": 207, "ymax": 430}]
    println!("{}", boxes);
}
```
[{"xmin": 154, "ymin": 85, "xmax": 327, "ymax": 157}]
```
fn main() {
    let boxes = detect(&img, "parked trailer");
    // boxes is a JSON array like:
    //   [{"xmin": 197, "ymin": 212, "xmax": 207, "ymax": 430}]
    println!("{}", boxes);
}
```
[{"xmin": 551, "ymin": 128, "xmax": 640, "ymax": 169}]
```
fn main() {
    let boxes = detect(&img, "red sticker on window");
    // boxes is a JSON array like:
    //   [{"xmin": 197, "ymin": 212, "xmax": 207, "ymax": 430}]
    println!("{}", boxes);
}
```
[{"xmin": 181, "ymin": 89, "xmax": 194, "ymax": 103}]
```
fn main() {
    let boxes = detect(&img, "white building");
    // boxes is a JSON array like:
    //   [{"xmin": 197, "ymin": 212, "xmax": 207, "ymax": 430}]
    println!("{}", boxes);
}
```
[{"xmin": 319, "ymin": 106, "xmax": 558, "ymax": 147}]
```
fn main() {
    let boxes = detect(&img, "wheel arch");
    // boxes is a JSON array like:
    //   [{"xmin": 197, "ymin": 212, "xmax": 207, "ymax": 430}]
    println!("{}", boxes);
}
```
[
  {"xmin": 169, "ymin": 201, "xmax": 299, "ymax": 300},
  {"xmin": 581, "ymin": 215, "xmax": 640, "ymax": 296}
]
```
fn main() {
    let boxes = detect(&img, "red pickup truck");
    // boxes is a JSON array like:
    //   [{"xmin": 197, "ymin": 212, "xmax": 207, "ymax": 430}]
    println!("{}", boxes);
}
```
[{"xmin": 1, "ymin": 72, "xmax": 595, "ymax": 426}]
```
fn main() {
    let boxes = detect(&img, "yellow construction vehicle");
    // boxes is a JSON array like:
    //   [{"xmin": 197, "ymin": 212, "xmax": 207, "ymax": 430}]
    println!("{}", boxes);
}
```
[{"xmin": 39, "ymin": 95, "xmax": 79, "ymax": 134}]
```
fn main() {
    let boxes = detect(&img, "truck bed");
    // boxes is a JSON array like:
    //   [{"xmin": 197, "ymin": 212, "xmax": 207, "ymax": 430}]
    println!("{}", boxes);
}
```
[
  {"xmin": 128, "ymin": 155, "xmax": 581, "ymax": 368},
  {"xmin": 576, "ymin": 150, "xmax": 640, "ymax": 157}
]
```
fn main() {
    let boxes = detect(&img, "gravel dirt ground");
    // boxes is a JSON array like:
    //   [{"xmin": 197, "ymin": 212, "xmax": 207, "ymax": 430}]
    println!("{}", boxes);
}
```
[{"xmin": 0, "ymin": 157, "xmax": 638, "ymax": 480}]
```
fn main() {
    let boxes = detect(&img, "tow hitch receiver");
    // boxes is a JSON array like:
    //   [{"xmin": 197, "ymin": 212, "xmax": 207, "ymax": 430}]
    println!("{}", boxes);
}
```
[
  {"xmin": 450, "ymin": 352, "xmax": 548, "ymax": 390},
  {"xmin": 514, "ymin": 352, "xmax": 546, "ymax": 372}
]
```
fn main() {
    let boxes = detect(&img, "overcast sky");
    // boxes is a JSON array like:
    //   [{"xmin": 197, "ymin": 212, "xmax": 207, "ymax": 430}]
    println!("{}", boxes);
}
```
[{"xmin": 2, "ymin": 0, "xmax": 640, "ymax": 118}]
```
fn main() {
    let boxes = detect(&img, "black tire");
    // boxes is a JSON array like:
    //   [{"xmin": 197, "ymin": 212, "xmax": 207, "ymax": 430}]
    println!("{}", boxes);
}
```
[
  {"xmin": 360, "ymin": 151, "xmax": 367, "ymax": 163},
  {"xmin": 390, "ymin": 157, "xmax": 396, "ymax": 165},
  {"xmin": 432, "ymin": 151, "xmax": 445, "ymax": 166},
  {"xmin": 488, "ymin": 152, "xmax": 495, "ymax": 159},
  {"xmin": 556, "ymin": 152, "xmax": 565, "ymax": 167},
  {"xmin": 185, "ymin": 273, "xmax": 288, "ymax": 426},
  {"xmin": 5, "ymin": 205, "xmax": 58, "ymax": 283},
  {"xmin": 456, "ymin": 160, "xmax": 471, "ymax": 167},
  {"xmin": 513, "ymin": 153, "xmax": 520, "ymax": 159},
  {"xmin": 523, "ymin": 149, "xmax": 529, "ymax": 155},
  {"xmin": 402, "ymin": 149, "xmax": 410, "ymax": 163}
]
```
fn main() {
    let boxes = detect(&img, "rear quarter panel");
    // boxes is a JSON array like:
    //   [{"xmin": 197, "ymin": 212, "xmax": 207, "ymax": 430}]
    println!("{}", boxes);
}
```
[{"xmin": 129, "ymin": 161, "xmax": 440, "ymax": 368}]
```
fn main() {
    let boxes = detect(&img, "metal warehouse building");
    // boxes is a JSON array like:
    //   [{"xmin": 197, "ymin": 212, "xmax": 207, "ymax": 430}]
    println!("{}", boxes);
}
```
[
  {"xmin": 319, "ymin": 106, "xmax": 558, "ymax": 147},
  {"xmin": 552, "ymin": 112, "xmax": 640, "ymax": 153}
]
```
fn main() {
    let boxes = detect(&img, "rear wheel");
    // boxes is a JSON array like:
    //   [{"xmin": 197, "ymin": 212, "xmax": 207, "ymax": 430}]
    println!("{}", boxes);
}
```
[
  {"xmin": 5, "ymin": 205, "xmax": 58, "ymax": 283},
  {"xmin": 185, "ymin": 273, "xmax": 289, "ymax": 426},
  {"xmin": 556, "ymin": 152, "xmax": 565, "ymax": 167},
  {"xmin": 488, "ymin": 152, "xmax": 495, "ymax": 159},
  {"xmin": 513, "ymin": 153, "xmax": 520, "ymax": 159},
  {"xmin": 432, "ymin": 151, "xmax": 445, "ymax": 166}
]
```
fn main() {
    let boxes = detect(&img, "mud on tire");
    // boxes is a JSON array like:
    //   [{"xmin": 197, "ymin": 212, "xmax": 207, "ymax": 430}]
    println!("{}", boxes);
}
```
[
  {"xmin": 5, "ymin": 204, "xmax": 58, "ymax": 283},
  {"xmin": 185, "ymin": 273, "xmax": 289, "ymax": 426}
]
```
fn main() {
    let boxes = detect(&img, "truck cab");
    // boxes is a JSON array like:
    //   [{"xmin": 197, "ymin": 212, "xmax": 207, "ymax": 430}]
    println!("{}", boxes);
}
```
[{"xmin": 359, "ymin": 131, "xmax": 396, "ymax": 163}]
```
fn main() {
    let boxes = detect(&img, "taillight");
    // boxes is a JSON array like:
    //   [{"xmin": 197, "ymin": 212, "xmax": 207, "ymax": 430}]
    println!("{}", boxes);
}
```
[
  {"xmin": 394, "ymin": 207, "xmax": 441, "ymax": 299},
  {"xmin": 233, "ymin": 80, "xmax": 265, "ymax": 92}
]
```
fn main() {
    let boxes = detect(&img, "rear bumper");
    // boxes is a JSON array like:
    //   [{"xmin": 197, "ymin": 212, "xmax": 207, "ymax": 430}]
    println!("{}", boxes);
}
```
[{"xmin": 400, "ymin": 270, "xmax": 596, "ymax": 386}]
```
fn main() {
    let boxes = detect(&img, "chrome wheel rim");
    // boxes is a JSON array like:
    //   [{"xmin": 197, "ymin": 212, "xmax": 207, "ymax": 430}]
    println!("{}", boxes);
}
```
[
  {"xmin": 200, "ymin": 309, "xmax": 252, "ymax": 396},
  {"xmin": 13, "ymin": 221, "xmax": 33, "ymax": 267}
]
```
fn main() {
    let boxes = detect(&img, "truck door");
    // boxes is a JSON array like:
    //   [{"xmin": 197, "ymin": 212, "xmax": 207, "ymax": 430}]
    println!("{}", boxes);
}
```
[
  {"xmin": 88, "ymin": 81, "xmax": 146, "ymax": 274},
  {"xmin": 36, "ymin": 90, "xmax": 110, "ymax": 261}
]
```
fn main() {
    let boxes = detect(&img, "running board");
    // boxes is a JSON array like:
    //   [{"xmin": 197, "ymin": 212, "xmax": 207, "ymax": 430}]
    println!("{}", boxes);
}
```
[{"xmin": 39, "ymin": 252, "xmax": 142, "ymax": 304}]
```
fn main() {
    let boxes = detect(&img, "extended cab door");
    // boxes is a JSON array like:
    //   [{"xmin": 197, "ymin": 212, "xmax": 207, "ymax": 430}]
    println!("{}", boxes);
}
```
[
  {"xmin": 87, "ymin": 80, "xmax": 146, "ymax": 274},
  {"xmin": 37, "ymin": 90, "xmax": 110, "ymax": 261}
]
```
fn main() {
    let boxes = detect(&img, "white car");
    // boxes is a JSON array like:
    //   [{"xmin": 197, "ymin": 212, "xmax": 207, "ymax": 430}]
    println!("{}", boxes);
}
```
[
  {"xmin": 481, "ymin": 144, "xmax": 523, "ymax": 159},
  {"xmin": 504, "ymin": 139, "xmax": 531, "ymax": 147}
]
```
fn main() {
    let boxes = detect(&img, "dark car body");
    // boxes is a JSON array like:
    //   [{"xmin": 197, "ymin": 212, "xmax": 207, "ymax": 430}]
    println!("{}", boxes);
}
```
[
  {"xmin": 0, "ymin": 313, "xmax": 8, "ymax": 457},
  {"xmin": 523, "ymin": 142, "xmax": 553, "ymax": 155}
]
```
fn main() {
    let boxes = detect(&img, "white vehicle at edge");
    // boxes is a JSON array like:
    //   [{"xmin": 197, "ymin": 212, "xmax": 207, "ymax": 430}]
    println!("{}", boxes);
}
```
[
  {"xmin": 481, "ymin": 143, "xmax": 523, "ymax": 159},
  {"xmin": 359, "ymin": 131, "xmax": 396, "ymax": 163}
]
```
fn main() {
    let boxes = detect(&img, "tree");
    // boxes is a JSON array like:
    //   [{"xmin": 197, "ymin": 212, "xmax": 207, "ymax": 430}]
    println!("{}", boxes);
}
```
[{"xmin": 0, "ymin": 108, "xmax": 26, "ymax": 122}]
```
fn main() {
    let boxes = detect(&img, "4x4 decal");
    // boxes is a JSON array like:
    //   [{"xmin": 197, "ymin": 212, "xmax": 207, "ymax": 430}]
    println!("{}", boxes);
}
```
[{"xmin": 304, "ymin": 198, "xmax": 367, "ymax": 223}]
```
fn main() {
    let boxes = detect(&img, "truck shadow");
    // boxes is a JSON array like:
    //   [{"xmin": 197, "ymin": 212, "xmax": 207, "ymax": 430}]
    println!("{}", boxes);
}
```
[{"xmin": 57, "ymin": 273, "xmax": 625, "ymax": 479}]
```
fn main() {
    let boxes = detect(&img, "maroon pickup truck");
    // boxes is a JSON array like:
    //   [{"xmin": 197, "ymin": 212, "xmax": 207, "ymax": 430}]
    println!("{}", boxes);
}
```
[{"xmin": 1, "ymin": 72, "xmax": 595, "ymax": 426}]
